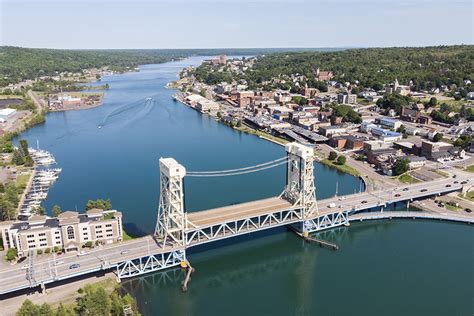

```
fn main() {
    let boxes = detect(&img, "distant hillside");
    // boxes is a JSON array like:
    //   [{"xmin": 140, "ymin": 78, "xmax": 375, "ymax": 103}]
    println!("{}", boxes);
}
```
[
  {"xmin": 238, "ymin": 45, "xmax": 474, "ymax": 91},
  {"xmin": 0, "ymin": 47, "xmax": 342, "ymax": 86}
]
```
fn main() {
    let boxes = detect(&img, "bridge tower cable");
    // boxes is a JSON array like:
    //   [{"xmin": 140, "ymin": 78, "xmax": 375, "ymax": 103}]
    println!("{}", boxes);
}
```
[{"xmin": 154, "ymin": 158, "xmax": 187, "ymax": 248}]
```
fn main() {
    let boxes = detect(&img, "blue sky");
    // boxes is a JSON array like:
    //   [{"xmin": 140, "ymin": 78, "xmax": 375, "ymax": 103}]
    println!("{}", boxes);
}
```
[{"xmin": 1, "ymin": 0, "xmax": 472, "ymax": 49}]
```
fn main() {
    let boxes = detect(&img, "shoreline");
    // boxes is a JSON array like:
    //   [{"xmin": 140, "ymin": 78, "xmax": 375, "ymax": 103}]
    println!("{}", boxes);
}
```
[{"xmin": 171, "ymin": 90, "xmax": 367, "ymax": 179}]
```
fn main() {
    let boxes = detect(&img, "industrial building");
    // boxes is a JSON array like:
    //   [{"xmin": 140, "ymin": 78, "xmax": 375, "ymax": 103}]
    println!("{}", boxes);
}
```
[{"xmin": 0, "ymin": 108, "xmax": 17, "ymax": 122}]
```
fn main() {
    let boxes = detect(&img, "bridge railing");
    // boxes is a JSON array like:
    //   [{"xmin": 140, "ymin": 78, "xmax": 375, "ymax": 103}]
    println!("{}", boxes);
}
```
[{"xmin": 185, "ymin": 207, "xmax": 304, "ymax": 247}]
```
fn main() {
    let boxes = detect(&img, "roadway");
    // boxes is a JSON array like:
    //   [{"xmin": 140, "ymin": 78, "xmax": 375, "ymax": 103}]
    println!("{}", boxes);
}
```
[
  {"xmin": 0, "ymin": 236, "xmax": 180, "ymax": 295},
  {"xmin": 1, "ymin": 174, "xmax": 472, "ymax": 295}
]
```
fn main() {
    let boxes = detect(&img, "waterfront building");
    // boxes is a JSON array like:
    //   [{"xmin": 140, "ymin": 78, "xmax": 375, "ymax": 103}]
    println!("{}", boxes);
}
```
[
  {"xmin": 196, "ymin": 99, "xmax": 220, "ymax": 113},
  {"xmin": 0, "ymin": 108, "xmax": 17, "ymax": 121},
  {"xmin": 0, "ymin": 209, "xmax": 123, "ymax": 256}
]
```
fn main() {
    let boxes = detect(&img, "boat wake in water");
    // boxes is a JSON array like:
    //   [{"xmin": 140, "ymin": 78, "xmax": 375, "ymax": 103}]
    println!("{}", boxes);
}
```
[{"xmin": 99, "ymin": 97, "xmax": 154, "ymax": 128}]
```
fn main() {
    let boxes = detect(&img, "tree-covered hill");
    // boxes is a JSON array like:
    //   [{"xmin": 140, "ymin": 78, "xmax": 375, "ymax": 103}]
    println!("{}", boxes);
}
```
[
  {"xmin": 0, "ymin": 46, "xmax": 339, "ymax": 86},
  {"xmin": 236, "ymin": 46, "xmax": 474, "ymax": 91}
]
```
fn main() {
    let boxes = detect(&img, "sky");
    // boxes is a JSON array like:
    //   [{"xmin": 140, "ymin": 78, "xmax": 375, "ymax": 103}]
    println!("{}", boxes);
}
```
[{"xmin": 0, "ymin": 0, "xmax": 473, "ymax": 49}]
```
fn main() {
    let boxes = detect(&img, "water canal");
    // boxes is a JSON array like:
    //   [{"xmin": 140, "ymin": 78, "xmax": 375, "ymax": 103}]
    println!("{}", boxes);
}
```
[{"xmin": 17, "ymin": 57, "xmax": 473, "ymax": 315}]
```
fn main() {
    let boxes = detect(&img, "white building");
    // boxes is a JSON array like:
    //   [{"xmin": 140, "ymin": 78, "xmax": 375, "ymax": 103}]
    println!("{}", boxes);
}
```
[{"xmin": 0, "ymin": 108, "xmax": 17, "ymax": 121}]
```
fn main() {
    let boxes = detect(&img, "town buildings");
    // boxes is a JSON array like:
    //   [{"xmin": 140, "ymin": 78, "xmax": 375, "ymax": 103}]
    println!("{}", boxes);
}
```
[{"xmin": 0, "ymin": 209, "xmax": 123, "ymax": 256}]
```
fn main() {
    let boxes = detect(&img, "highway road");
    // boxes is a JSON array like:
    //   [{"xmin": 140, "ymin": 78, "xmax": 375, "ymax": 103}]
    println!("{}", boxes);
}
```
[{"xmin": 1, "ymin": 174, "xmax": 472, "ymax": 295}]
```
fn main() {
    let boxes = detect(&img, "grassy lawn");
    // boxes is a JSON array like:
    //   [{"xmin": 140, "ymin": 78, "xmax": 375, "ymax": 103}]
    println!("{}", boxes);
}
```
[
  {"xmin": 465, "ymin": 165, "xmax": 474, "ymax": 173},
  {"xmin": 321, "ymin": 159, "xmax": 360, "ymax": 177},
  {"xmin": 434, "ymin": 169, "xmax": 449, "ymax": 177},
  {"xmin": 398, "ymin": 173, "xmax": 421, "ymax": 184},
  {"xmin": 460, "ymin": 191, "xmax": 474, "ymax": 202},
  {"xmin": 122, "ymin": 228, "xmax": 134, "ymax": 241},
  {"xmin": 444, "ymin": 203, "xmax": 461, "ymax": 212},
  {"xmin": 235, "ymin": 124, "xmax": 288, "ymax": 145}
]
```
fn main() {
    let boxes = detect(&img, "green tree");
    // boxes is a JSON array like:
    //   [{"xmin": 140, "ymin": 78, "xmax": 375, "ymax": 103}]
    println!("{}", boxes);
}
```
[
  {"xmin": 19, "ymin": 139, "xmax": 29, "ymax": 157},
  {"xmin": 3, "ymin": 141, "xmax": 14, "ymax": 153},
  {"xmin": 336, "ymin": 155, "xmax": 347, "ymax": 165},
  {"xmin": 86, "ymin": 199, "xmax": 112, "ymax": 211},
  {"xmin": 376, "ymin": 93, "xmax": 412, "ymax": 115},
  {"xmin": 51, "ymin": 205, "xmax": 62, "ymax": 217},
  {"xmin": 12, "ymin": 149, "xmax": 25, "ymax": 165},
  {"xmin": 460, "ymin": 104, "xmax": 467, "ymax": 118},
  {"xmin": 24, "ymin": 155, "xmax": 34, "ymax": 167},
  {"xmin": 77, "ymin": 285, "xmax": 111, "ymax": 316},
  {"xmin": 16, "ymin": 299, "xmax": 37, "ymax": 316},
  {"xmin": 332, "ymin": 104, "xmax": 362, "ymax": 123},
  {"xmin": 5, "ymin": 247, "xmax": 17, "ymax": 261},
  {"xmin": 328, "ymin": 151, "xmax": 338, "ymax": 161},
  {"xmin": 0, "ymin": 197, "xmax": 16, "ymax": 220},
  {"xmin": 396, "ymin": 125, "xmax": 406, "ymax": 133},
  {"xmin": 432, "ymin": 133, "xmax": 443, "ymax": 142},
  {"xmin": 393, "ymin": 158, "xmax": 410, "ymax": 176},
  {"xmin": 428, "ymin": 97, "xmax": 437, "ymax": 107},
  {"xmin": 5, "ymin": 183, "xmax": 19, "ymax": 206},
  {"xmin": 55, "ymin": 303, "xmax": 75, "ymax": 316}
]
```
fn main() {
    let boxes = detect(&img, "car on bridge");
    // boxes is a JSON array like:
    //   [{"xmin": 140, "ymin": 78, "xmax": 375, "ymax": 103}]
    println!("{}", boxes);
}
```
[
  {"xmin": 446, "ymin": 184, "xmax": 452, "ymax": 187},
  {"xmin": 465, "ymin": 208, "xmax": 472, "ymax": 213},
  {"xmin": 395, "ymin": 193, "xmax": 401, "ymax": 197},
  {"xmin": 69, "ymin": 264, "xmax": 80, "ymax": 269},
  {"xmin": 361, "ymin": 200, "xmax": 368, "ymax": 204},
  {"xmin": 420, "ymin": 189, "xmax": 428, "ymax": 192}
]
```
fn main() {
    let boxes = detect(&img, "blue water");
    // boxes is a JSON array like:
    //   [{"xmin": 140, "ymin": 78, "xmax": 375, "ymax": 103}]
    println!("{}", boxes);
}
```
[
  {"xmin": 17, "ymin": 56, "xmax": 360, "ymax": 234},
  {"xmin": 16, "ymin": 57, "xmax": 472, "ymax": 315}
]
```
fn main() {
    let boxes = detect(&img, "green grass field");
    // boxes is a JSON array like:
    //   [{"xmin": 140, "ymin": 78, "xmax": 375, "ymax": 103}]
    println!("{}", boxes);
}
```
[
  {"xmin": 398, "ymin": 173, "xmax": 421, "ymax": 184},
  {"xmin": 321, "ymin": 159, "xmax": 361, "ymax": 177},
  {"xmin": 465, "ymin": 165, "xmax": 474, "ymax": 173}
]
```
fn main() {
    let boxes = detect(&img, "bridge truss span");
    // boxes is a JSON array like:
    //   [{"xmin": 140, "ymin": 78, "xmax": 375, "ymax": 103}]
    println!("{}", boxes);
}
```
[
  {"xmin": 185, "ymin": 206, "xmax": 304, "ymax": 247},
  {"xmin": 303, "ymin": 211, "xmax": 350, "ymax": 233},
  {"xmin": 116, "ymin": 249, "xmax": 185, "ymax": 280}
]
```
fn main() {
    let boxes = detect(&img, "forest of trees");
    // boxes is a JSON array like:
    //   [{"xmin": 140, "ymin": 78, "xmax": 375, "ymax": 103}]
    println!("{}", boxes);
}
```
[
  {"xmin": 16, "ymin": 283, "xmax": 141, "ymax": 316},
  {"xmin": 0, "ymin": 47, "xmax": 321, "ymax": 86},
  {"xmin": 193, "ymin": 46, "xmax": 473, "ymax": 92}
]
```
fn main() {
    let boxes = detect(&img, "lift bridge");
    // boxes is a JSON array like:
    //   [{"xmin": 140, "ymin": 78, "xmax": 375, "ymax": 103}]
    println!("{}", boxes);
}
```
[{"xmin": 117, "ymin": 142, "xmax": 350, "ymax": 279}]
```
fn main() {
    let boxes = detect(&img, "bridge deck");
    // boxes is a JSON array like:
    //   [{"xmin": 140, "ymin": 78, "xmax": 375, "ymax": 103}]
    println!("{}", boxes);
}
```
[{"xmin": 186, "ymin": 196, "xmax": 293, "ymax": 228}]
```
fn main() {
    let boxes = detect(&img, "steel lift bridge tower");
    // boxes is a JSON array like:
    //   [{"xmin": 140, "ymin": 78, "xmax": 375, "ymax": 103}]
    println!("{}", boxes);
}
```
[{"xmin": 117, "ymin": 142, "xmax": 349, "ymax": 279}]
